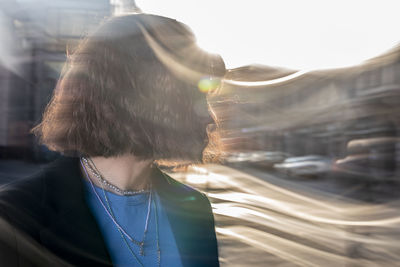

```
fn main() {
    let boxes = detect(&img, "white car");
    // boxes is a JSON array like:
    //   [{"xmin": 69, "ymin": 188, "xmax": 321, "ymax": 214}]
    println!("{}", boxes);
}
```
[
  {"xmin": 224, "ymin": 151, "xmax": 289, "ymax": 166},
  {"xmin": 274, "ymin": 155, "xmax": 332, "ymax": 176}
]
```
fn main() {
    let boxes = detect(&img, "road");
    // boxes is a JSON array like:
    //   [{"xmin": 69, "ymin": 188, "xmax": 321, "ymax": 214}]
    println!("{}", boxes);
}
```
[{"xmin": 169, "ymin": 163, "xmax": 400, "ymax": 267}]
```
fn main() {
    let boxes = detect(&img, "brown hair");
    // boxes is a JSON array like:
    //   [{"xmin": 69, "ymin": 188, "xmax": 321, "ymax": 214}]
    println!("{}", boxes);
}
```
[{"xmin": 32, "ymin": 14, "xmax": 225, "ymax": 161}]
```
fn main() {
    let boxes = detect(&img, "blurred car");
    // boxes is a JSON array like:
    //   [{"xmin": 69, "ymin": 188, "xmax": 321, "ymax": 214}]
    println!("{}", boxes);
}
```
[
  {"xmin": 334, "ymin": 153, "xmax": 396, "ymax": 179},
  {"xmin": 333, "ymin": 137, "xmax": 399, "ymax": 180},
  {"xmin": 273, "ymin": 155, "xmax": 333, "ymax": 177},
  {"xmin": 224, "ymin": 151, "xmax": 290, "ymax": 167},
  {"xmin": 224, "ymin": 151, "xmax": 254, "ymax": 163},
  {"xmin": 346, "ymin": 137, "xmax": 399, "ymax": 154}
]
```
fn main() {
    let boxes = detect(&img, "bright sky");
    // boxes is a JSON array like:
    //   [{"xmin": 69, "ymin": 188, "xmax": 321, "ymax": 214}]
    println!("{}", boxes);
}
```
[{"xmin": 136, "ymin": 0, "xmax": 400, "ymax": 70}]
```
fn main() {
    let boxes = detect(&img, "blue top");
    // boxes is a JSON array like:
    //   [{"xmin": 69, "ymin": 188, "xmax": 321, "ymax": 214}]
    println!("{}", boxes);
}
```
[{"xmin": 83, "ymin": 181, "xmax": 183, "ymax": 267}]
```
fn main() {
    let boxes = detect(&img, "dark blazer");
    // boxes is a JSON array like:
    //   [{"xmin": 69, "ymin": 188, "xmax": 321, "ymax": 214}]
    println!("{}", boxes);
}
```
[{"xmin": 0, "ymin": 156, "xmax": 219, "ymax": 267}]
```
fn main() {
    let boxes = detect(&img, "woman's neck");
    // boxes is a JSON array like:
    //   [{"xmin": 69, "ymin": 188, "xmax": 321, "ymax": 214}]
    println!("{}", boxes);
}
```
[{"xmin": 81, "ymin": 154, "xmax": 153, "ymax": 194}]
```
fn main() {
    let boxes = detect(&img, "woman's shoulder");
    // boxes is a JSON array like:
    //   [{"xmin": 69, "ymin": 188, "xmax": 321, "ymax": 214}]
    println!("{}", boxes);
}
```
[
  {"xmin": 0, "ymin": 156, "xmax": 79, "ymax": 221},
  {"xmin": 0, "ymin": 169, "xmax": 47, "ymax": 207},
  {"xmin": 0, "ymin": 166, "xmax": 49, "ymax": 241},
  {"xmin": 0, "ymin": 156, "xmax": 69, "ymax": 199}
]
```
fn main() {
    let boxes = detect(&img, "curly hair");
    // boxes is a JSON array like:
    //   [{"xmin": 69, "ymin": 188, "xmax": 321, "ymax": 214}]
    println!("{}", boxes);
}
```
[{"xmin": 31, "ymin": 14, "xmax": 225, "ymax": 161}]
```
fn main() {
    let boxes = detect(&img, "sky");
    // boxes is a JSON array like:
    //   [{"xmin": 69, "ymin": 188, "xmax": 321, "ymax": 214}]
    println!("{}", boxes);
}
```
[{"xmin": 136, "ymin": 0, "xmax": 400, "ymax": 70}]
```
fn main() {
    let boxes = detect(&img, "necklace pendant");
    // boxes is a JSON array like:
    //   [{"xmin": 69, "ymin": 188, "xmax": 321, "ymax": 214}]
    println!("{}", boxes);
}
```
[{"xmin": 140, "ymin": 245, "xmax": 145, "ymax": 256}]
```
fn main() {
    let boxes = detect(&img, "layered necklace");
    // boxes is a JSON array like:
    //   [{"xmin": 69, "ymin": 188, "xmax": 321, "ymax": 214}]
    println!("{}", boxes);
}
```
[
  {"xmin": 81, "ymin": 157, "xmax": 150, "ymax": 196},
  {"xmin": 80, "ymin": 157, "xmax": 160, "ymax": 267}
]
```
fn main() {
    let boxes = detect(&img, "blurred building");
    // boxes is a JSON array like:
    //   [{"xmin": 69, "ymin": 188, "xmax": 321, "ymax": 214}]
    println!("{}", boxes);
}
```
[
  {"xmin": 216, "ymin": 46, "xmax": 400, "ymax": 179},
  {"xmin": 0, "ymin": 0, "xmax": 112, "ymax": 160}
]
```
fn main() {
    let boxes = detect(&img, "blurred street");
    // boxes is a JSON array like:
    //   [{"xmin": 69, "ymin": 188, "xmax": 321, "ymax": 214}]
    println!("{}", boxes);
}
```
[{"xmin": 169, "ymin": 163, "xmax": 400, "ymax": 267}]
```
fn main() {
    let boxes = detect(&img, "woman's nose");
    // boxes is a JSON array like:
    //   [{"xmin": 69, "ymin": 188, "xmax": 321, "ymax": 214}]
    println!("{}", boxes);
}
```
[
  {"xmin": 206, "ymin": 123, "xmax": 217, "ymax": 134},
  {"xmin": 200, "ymin": 107, "xmax": 217, "ymax": 127}
]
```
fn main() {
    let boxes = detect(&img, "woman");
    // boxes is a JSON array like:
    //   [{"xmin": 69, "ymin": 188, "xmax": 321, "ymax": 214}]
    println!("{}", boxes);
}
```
[{"xmin": 0, "ymin": 14, "xmax": 225, "ymax": 266}]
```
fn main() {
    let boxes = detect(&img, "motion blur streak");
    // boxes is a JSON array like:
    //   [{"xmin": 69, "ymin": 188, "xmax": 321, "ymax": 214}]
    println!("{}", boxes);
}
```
[
  {"xmin": 170, "ymin": 165, "xmax": 400, "ymax": 266},
  {"xmin": 224, "ymin": 70, "xmax": 310, "ymax": 87},
  {"xmin": 216, "ymin": 227, "xmax": 375, "ymax": 267},
  {"xmin": 141, "ymin": 25, "xmax": 205, "ymax": 83},
  {"xmin": 140, "ymin": 24, "xmax": 223, "ymax": 87}
]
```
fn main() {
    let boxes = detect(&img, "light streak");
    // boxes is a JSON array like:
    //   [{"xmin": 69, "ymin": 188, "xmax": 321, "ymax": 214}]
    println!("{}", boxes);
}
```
[{"xmin": 223, "ymin": 70, "xmax": 310, "ymax": 87}]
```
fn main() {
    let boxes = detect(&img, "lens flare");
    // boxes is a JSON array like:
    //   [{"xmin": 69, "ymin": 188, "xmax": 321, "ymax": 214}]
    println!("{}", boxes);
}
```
[{"xmin": 198, "ymin": 77, "xmax": 221, "ymax": 93}]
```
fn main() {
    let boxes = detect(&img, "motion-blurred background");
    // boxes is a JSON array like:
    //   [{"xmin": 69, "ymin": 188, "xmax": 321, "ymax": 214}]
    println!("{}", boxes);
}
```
[{"xmin": 1, "ymin": 0, "xmax": 400, "ymax": 266}]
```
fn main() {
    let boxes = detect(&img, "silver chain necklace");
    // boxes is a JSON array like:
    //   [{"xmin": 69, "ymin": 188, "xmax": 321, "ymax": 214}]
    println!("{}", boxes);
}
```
[
  {"xmin": 80, "ymin": 158, "xmax": 161, "ymax": 266},
  {"xmin": 81, "ymin": 157, "xmax": 149, "ymax": 196}
]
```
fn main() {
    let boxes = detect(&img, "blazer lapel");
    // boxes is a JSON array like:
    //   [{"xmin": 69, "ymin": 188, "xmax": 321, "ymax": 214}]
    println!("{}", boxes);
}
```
[
  {"xmin": 151, "ymin": 168, "xmax": 218, "ymax": 267},
  {"xmin": 40, "ymin": 157, "xmax": 112, "ymax": 266}
]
